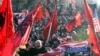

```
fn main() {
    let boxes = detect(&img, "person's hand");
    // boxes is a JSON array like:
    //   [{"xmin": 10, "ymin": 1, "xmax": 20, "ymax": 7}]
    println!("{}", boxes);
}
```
[{"xmin": 27, "ymin": 40, "xmax": 33, "ymax": 49}]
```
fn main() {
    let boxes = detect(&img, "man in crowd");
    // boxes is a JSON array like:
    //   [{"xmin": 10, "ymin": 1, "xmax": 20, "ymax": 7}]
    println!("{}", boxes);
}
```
[
  {"xmin": 28, "ymin": 40, "xmax": 47, "ymax": 56},
  {"xmin": 16, "ymin": 40, "xmax": 47, "ymax": 56}
]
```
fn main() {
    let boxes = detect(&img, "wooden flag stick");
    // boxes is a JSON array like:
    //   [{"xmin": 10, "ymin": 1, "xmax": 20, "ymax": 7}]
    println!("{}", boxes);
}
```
[{"xmin": 46, "ymin": 22, "xmax": 52, "ymax": 46}]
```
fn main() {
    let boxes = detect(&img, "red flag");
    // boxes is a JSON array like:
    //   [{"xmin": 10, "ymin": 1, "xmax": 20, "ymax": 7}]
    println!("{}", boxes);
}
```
[
  {"xmin": 1, "ymin": 3, "xmax": 42, "ymax": 56},
  {"xmin": 19, "ymin": 25, "xmax": 32, "ymax": 46},
  {"xmin": 88, "ymin": 26, "xmax": 100, "ymax": 55},
  {"xmin": 84, "ymin": 0, "xmax": 93, "ymax": 26},
  {"xmin": 0, "ymin": 0, "xmax": 14, "ymax": 51},
  {"xmin": 84, "ymin": 0, "xmax": 100, "ymax": 55},
  {"xmin": 44, "ymin": 8, "xmax": 50, "ymax": 18},
  {"xmin": 1, "ymin": 31, "xmax": 22, "ymax": 56},
  {"xmin": 43, "ymin": 9, "xmax": 58, "ymax": 41},
  {"xmin": 75, "ymin": 11, "xmax": 82, "ymax": 26},
  {"xmin": 65, "ymin": 19, "xmax": 75, "ymax": 32},
  {"xmin": 34, "ymin": 3, "xmax": 44, "ymax": 22},
  {"xmin": 17, "ymin": 3, "xmax": 43, "ymax": 47},
  {"xmin": 43, "ymin": 21, "xmax": 51, "ymax": 41},
  {"xmin": 0, "ymin": 0, "xmax": 7, "ymax": 12},
  {"xmin": 0, "ymin": 0, "xmax": 14, "ymax": 38}
]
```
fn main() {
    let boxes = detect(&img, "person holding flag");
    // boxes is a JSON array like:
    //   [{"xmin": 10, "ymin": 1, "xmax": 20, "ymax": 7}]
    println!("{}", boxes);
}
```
[{"xmin": 18, "ymin": 9, "xmax": 28, "ymax": 25}]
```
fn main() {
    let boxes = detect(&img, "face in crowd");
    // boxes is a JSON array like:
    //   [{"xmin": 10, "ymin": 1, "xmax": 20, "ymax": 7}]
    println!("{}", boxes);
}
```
[{"xmin": 34, "ymin": 40, "xmax": 42, "ymax": 49}]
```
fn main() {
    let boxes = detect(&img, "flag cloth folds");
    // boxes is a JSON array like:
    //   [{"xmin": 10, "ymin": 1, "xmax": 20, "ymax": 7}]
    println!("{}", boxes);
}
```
[
  {"xmin": 34, "ymin": 3, "xmax": 43, "ymax": 23},
  {"xmin": 43, "ymin": 9, "xmax": 58, "ymax": 41},
  {"xmin": 75, "ymin": 11, "xmax": 82, "ymax": 26},
  {"xmin": 65, "ymin": 19, "xmax": 75, "ymax": 32},
  {"xmin": 0, "ymin": 0, "xmax": 14, "ymax": 52},
  {"xmin": 88, "ymin": 26, "xmax": 100, "ymax": 56},
  {"xmin": 84, "ymin": 0, "xmax": 93, "ymax": 26},
  {"xmin": 19, "ymin": 25, "xmax": 32, "ymax": 46},
  {"xmin": 20, "ymin": 3, "xmax": 43, "ymax": 46},
  {"xmin": 1, "ymin": 2, "xmax": 42, "ymax": 56},
  {"xmin": 0, "ymin": 0, "xmax": 14, "ymax": 39},
  {"xmin": 84, "ymin": 0, "xmax": 100, "ymax": 55},
  {"xmin": 44, "ymin": 7, "xmax": 50, "ymax": 18}
]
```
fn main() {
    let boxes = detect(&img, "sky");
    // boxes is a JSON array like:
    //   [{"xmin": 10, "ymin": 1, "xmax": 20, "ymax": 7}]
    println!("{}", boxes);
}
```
[{"xmin": 96, "ymin": 0, "xmax": 100, "ymax": 6}]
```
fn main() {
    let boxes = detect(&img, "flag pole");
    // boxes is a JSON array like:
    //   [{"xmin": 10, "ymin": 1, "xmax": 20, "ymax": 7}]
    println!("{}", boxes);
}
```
[{"xmin": 45, "ymin": 22, "xmax": 52, "ymax": 46}]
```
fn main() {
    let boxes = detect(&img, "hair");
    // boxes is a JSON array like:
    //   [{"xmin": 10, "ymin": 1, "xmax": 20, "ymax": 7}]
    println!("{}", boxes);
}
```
[
  {"xmin": 22, "ymin": 9, "xmax": 28, "ymax": 16},
  {"xmin": 35, "ymin": 40, "xmax": 42, "ymax": 49}
]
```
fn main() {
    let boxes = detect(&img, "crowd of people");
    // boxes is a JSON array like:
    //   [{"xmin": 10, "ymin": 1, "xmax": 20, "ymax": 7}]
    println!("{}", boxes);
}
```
[
  {"xmin": 12, "ymin": 1, "xmax": 99, "ymax": 56},
  {"xmin": 13, "ymin": 10, "xmax": 76, "ymax": 56}
]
